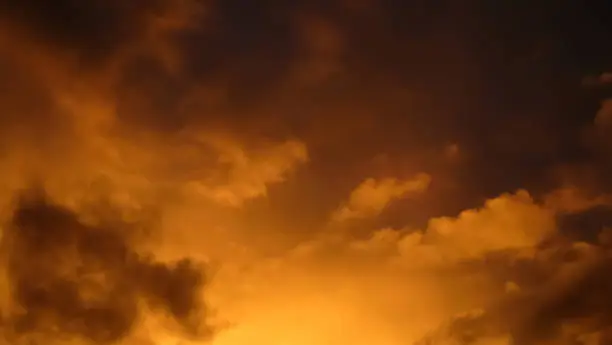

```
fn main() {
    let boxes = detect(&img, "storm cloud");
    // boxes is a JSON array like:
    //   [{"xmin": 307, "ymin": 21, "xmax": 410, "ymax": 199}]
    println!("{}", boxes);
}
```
[
  {"xmin": 0, "ymin": 190, "xmax": 211, "ymax": 344},
  {"xmin": 0, "ymin": 1, "xmax": 612, "ymax": 345}
]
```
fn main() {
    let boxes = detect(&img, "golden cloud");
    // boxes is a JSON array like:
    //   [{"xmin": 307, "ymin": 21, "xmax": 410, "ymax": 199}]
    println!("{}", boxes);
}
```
[
  {"xmin": 184, "ymin": 136, "xmax": 308, "ymax": 207},
  {"xmin": 396, "ymin": 190, "xmax": 555, "ymax": 264},
  {"xmin": 1, "ymin": 2, "xmax": 612, "ymax": 345},
  {"xmin": 544, "ymin": 186, "xmax": 612, "ymax": 214},
  {"xmin": 331, "ymin": 173, "xmax": 432, "ymax": 222}
]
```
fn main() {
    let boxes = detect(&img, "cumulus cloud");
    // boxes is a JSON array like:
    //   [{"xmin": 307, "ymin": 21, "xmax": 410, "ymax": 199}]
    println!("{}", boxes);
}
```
[
  {"xmin": 247, "ymin": 187, "xmax": 612, "ymax": 345},
  {"xmin": 201, "ymin": 189, "xmax": 568, "ymax": 345},
  {"xmin": 0, "ymin": 2, "xmax": 315, "ymax": 342},
  {"xmin": 331, "ymin": 173, "xmax": 431, "ymax": 222},
  {"xmin": 404, "ymin": 187, "xmax": 612, "ymax": 345},
  {"xmin": 205, "ymin": 189, "xmax": 557, "ymax": 343},
  {"xmin": 394, "ymin": 190, "xmax": 555, "ymax": 264},
  {"xmin": 1, "ymin": 1, "xmax": 612, "ymax": 345},
  {"xmin": 185, "ymin": 137, "xmax": 308, "ymax": 207},
  {"xmin": 0, "ymin": 190, "xmax": 212, "ymax": 345},
  {"xmin": 415, "ymin": 240, "xmax": 612, "ymax": 345}
]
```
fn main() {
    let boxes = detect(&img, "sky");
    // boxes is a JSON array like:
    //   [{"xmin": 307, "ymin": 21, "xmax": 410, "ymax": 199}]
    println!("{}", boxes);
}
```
[{"xmin": 0, "ymin": 1, "xmax": 612, "ymax": 344}]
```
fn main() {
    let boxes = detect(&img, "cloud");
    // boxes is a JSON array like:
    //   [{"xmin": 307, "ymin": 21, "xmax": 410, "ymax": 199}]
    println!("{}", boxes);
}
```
[
  {"xmin": 341, "ymin": 190, "xmax": 554, "ymax": 269},
  {"xmin": 1, "ymin": 2, "xmax": 612, "ymax": 345},
  {"xmin": 331, "ymin": 173, "xmax": 431, "ymax": 222},
  {"xmin": 204, "ymin": 189, "xmax": 565, "ymax": 345},
  {"xmin": 414, "ymin": 240, "xmax": 612, "ymax": 345},
  {"xmin": 0, "ymin": 190, "xmax": 212, "ymax": 344},
  {"xmin": 185, "ymin": 137, "xmax": 309, "ymax": 207},
  {"xmin": 413, "ymin": 190, "xmax": 555, "ymax": 260},
  {"xmin": 404, "ymin": 193, "xmax": 612, "ymax": 345},
  {"xmin": 544, "ymin": 186, "xmax": 612, "ymax": 214},
  {"xmin": 0, "ymin": 0, "xmax": 206, "ymax": 70}
]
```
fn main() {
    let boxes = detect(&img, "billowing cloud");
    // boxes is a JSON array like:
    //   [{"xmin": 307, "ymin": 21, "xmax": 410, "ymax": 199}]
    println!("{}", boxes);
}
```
[
  {"xmin": 395, "ymin": 190, "xmax": 555, "ymax": 264},
  {"xmin": 544, "ymin": 186, "xmax": 612, "ymax": 214},
  {"xmin": 1, "ymin": 1, "xmax": 612, "ymax": 345},
  {"xmin": 185, "ymin": 137, "xmax": 308, "ymax": 207},
  {"xmin": 0, "ymin": 190, "xmax": 212, "ymax": 344},
  {"xmin": 226, "ymin": 190, "xmax": 548, "ymax": 340},
  {"xmin": 201, "ymin": 188, "xmax": 572, "ymax": 345},
  {"xmin": 331, "ymin": 173, "xmax": 431, "ymax": 222},
  {"xmin": 415, "ymin": 240, "xmax": 612, "ymax": 345}
]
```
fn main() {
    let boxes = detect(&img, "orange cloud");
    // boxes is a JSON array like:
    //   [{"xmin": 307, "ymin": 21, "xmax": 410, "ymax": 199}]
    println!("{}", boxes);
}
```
[
  {"xmin": 544, "ymin": 186, "xmax": 612, "ymax": 214},
  {"xmin": 185, "ymin": 137, "xmax": 309, "ymax": 207},
  {"xmin": 3, "ymin": 2, "xmax": 612, "ymax": 345},
  {"xmin": 331, "ymin": 173, "xmax": 431, "ymax": 222},
  {"xmin": 342, "ymin": 189, "xmax": 556, "ymax": 270},
  {"xmin": 396, "ymin": 190, "xmax": 555, "ymax": 264},
  {"xmin": 206, "ymin": 189, "xmax": 562, "ymax": 345}
]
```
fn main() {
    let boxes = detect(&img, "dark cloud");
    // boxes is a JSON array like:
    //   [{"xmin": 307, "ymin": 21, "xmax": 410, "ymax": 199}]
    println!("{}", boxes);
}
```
[
  {"xmin": 417, "ymin": 239, "xmax": 612, "ymax": 345},
  {"xmin": 415, "ymin": 310, "xmax": 502, "ymax": 345},
  {"xmin": 0, "ymin": 0, "xmax": 165, "ymax": 65},
  {"xmin": 1, "ymin": 2, "xmax": 612, "ymax": 342},
  {"xmin": 0, "ymin": 54, "xmax": 61, "ymax": 137},
  {"xmin": 510, "ymin": 260, "xmax": 612, "ymax": 344},
  {"xmin": 558, "ymin": 206, "xmax": 612, "ymax": 243},
  {"xmin": 0, "ymin": 190, "xmax": 212, "ymax": 344}
]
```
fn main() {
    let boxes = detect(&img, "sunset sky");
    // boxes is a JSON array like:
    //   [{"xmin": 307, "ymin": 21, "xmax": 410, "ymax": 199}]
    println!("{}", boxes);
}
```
[{"xmin": 0, "ymin": 1, "xmax": 612, "ymax": 344}]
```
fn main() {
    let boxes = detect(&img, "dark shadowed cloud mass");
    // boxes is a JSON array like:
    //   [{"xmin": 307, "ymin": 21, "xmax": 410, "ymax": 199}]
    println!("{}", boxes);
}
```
[{"xmin": 0, "ymin": 190, "xmax": 211, "ymax": 344}]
